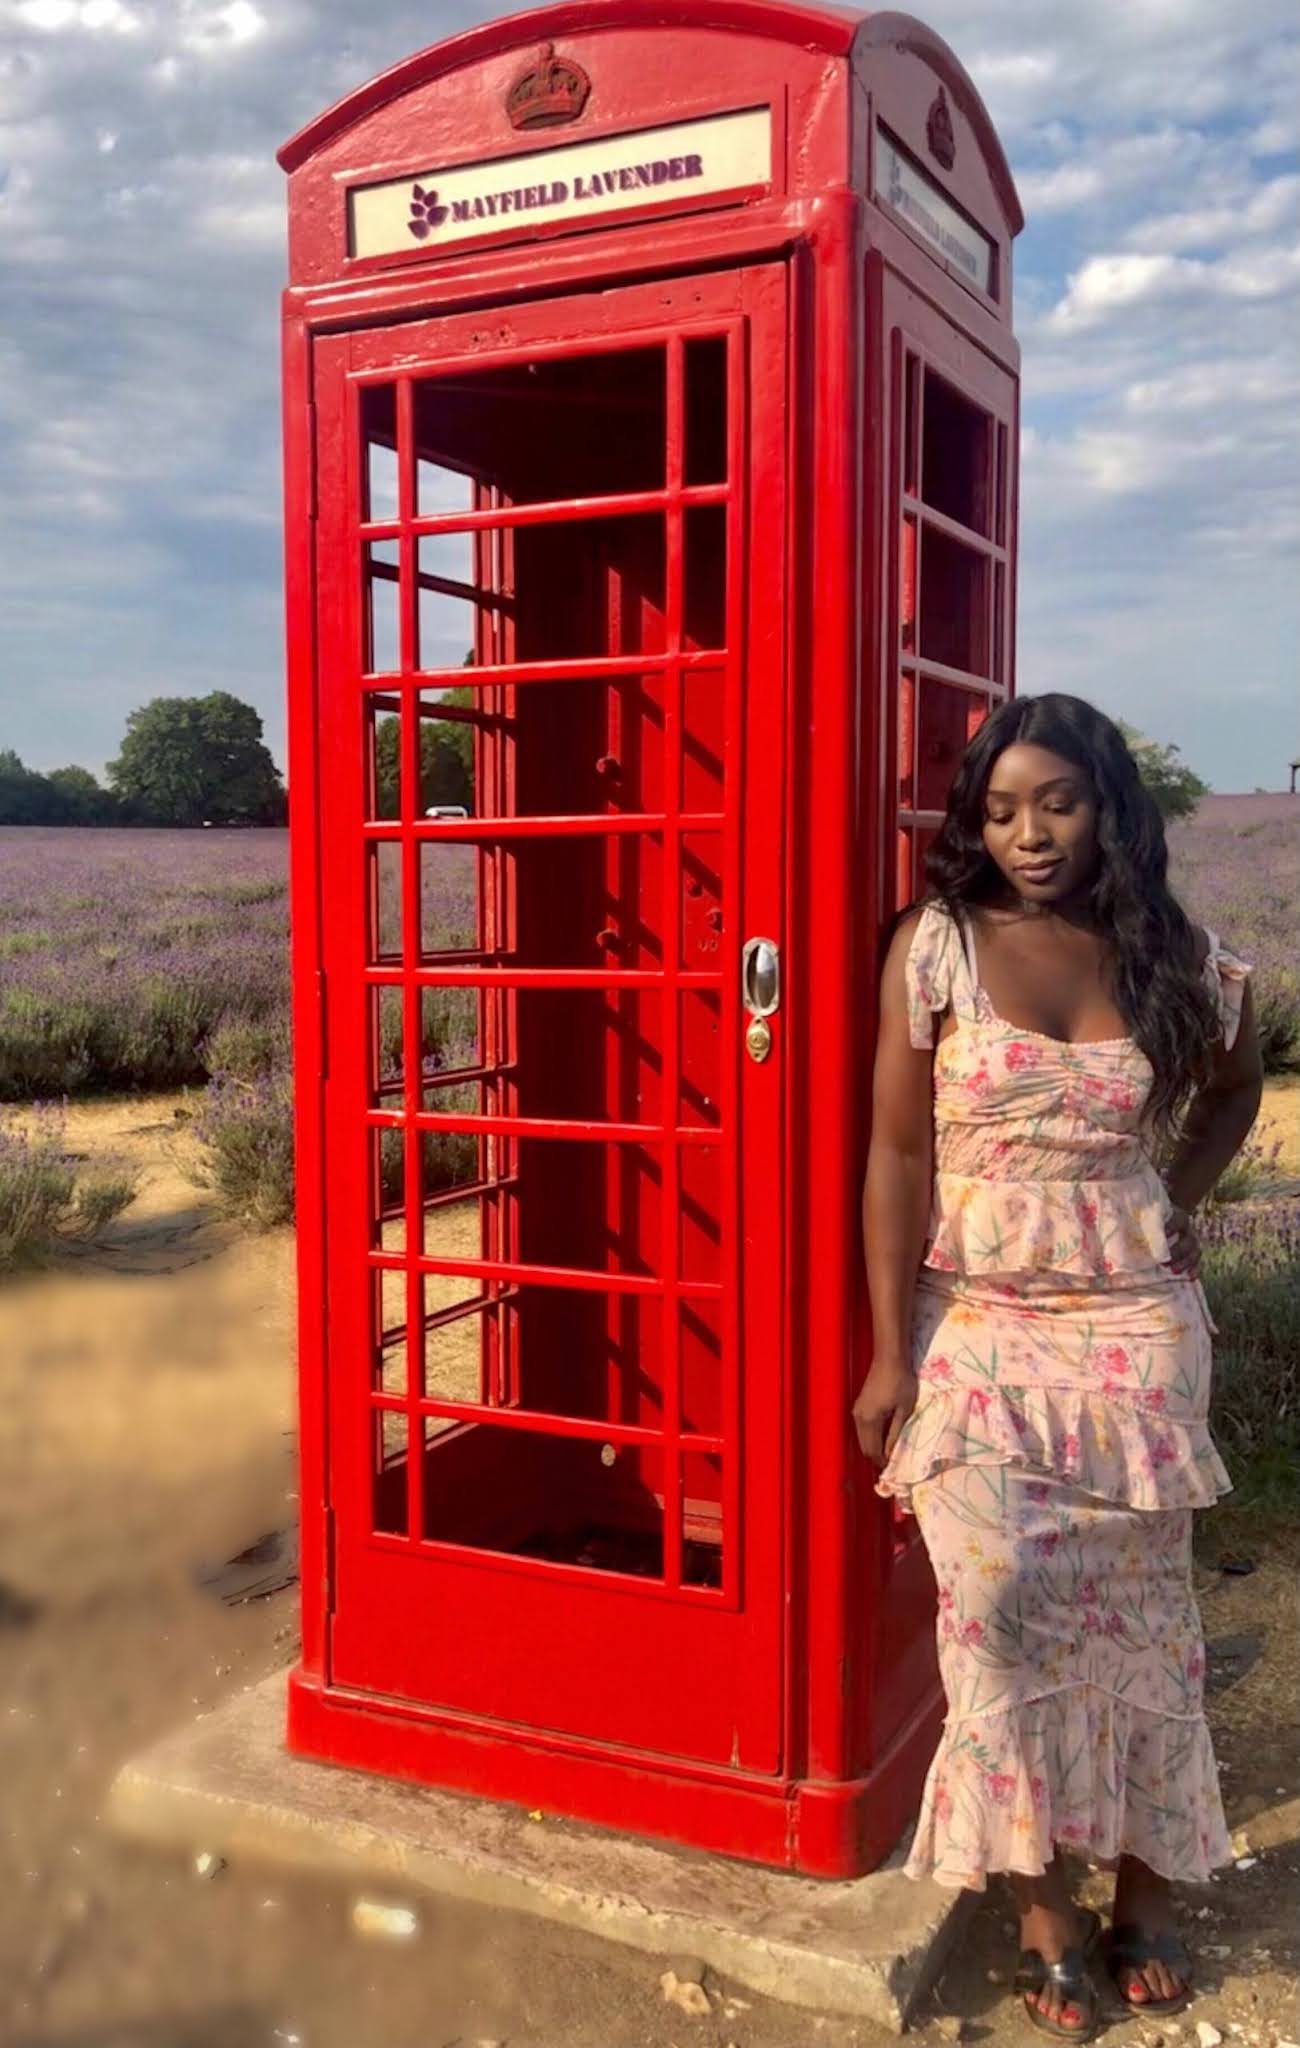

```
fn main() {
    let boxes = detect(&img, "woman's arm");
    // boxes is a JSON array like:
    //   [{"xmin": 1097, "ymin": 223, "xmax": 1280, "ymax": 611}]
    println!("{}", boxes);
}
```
[
  {"xmin": 852, "ymin": 912, "xmax": 938, "ymax": 1465},
  {"xmin": 1163, "ymin": 974, "xmax": 1264, "ymax": 1218}
]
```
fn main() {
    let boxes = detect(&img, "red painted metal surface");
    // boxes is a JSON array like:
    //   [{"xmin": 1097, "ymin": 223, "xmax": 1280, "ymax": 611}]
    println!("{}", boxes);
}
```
[{"xmin": 279, "ymin": 0, "xmax": 1022, "ymax": 1877}]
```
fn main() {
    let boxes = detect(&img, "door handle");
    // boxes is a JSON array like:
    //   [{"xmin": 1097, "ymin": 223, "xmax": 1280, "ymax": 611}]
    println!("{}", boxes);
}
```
[
  {"xmin": 742, "ymin": 936, "xmax": 780, "ymax": 1016},
  {"xmin": 742, "ymin": 937, "xmax": 779, "ymax": 1062}
]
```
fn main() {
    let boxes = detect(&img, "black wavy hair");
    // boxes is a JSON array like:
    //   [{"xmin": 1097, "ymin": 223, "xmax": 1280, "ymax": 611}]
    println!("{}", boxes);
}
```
[{"xmin": 924, "ymin": 692, "xmax": 1221, "ymax": 1135}]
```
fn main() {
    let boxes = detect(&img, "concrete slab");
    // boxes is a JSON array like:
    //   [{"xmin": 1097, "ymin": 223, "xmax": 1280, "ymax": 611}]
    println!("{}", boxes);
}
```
[{"xmin": 108, "ymin": 1672, "xmax": 969, "ymax": 2031}]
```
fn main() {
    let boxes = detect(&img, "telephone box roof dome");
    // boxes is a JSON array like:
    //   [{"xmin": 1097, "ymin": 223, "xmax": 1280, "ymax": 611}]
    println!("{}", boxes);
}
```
[{"xmin": 278, "ymin": 0, "xmax": 1021, "ymax": 231}]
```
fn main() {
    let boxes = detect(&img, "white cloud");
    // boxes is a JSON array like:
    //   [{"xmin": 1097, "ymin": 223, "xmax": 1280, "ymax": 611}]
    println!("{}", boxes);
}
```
[
  {"xmin": 15, "ymin": 0, "xmax": 138, "ymax": 30},
  {"xmin": 1015, "ymin": 162, "xmax": 1102, "ymax": 213},
  {"xmin": 1125, "ymin": 352, "xmax": 1300, "ymax": 415},
  {"xmin": 1048, "ymin": 240, "xmax": 1300, "ymax": 329},
  {"xmin": 0, "ymin": 0, "xmax": 1296, "ymax": 790},
  {"xmin": 1047, "ymin": 252, "xmax": 1198, "ymax": 327},
  {"xmin": 14, "ymin": 1, "xmax": 78, "ymax": 27},
  {"xmin": 1126, "ymin": 173, "xmax": 1300, "ymax": 253},
  {"xmin": 195, "ymin": 194, "xmax": 283, "ymax": 245},
  {"xmin": 179, "ymin": 1, "xmax": 267, "ymax": 53},
  {"xmin": 1252, "ymin": 117, "xmax": 1298, "ymax": 156}
]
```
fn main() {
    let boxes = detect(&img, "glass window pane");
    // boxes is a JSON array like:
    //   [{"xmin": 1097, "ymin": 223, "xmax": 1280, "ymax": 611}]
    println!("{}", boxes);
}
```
[
  {"xmin": 418, "ymin": 455, "xmax": 476, "ymax": 519},
  {"xmin": 903, "ymin": 351, "xmax": 920, "ymax": 498},
  {"xmin": 363, "ymin": 541, "xmax": 401, "ymax": 675},
  {"xmin": 420, "ymin": 984, "xmax": 481, "ymax": 1071},
  {"xmin": 915, "ymin": 676, "xmax": 975, "ymax": 816},
  {"xmin": 684, "ymin": 338, "xmax": 727, "ymax": 486},
  {"xmin": 371, "ymin": 1265, "xmax": 409, "ymax": 1397},
  {"xmin": 371, "ymin": 1123, "xmax": 407, "ymax": 1254},
  {"xmin": 502, "ymin": 829, "xmax": 663, "ymax": 971},
  {"xmin": 679, "ymin": 1142, "xmax": 722, "ymax": 1285},
  {"xmin": 682, "ymin": 505, "xmax": 726, "ymax": 652},
  {"xmin": 680, "ymin": 1296, "xmax": 722, "ymax": 1438},
  {"xmin": 367, "ymin": 700, "xmax": 401, "ymax": 821},
  {"xmin": 423, "ymin": 1280, "xmax": 489, "ymax": 1405},
  {"xmin": 918, "ymin": 527, "xmax": 989, "ymax": 677},
  {"xmin": 361, "ymin": 384, "xmax": 399, "ymax": 523},
  {"xmin": 680, "ymin": 667, "xmax": 724, "ymax": 816},
  {"xmin": 921, "ymin": 371, "xmax": 992, "ymax": 536},
  {"xmin": 416, "ymin": 691, "xmax": 478, "ymax": 818},
  {"xmin": 514, "ymin": 987, "xmax": 663, "ymax": 1128},
  {"xmin": 678, "ymin": 988, "xmax": 721, "ymax": 1131},
  {"xmin": 680, "ymin": 832, "xmax": 723, "ymax": 969},
  {"xmin": 681, "ymin": 1448, "xmax": 724, "ymax": 1589},
  {"xmin": 417, "ymin": 531, "xmax": 486, "ymax": 672},
  {"xmin": 413, "ymin": 347, "xmax": 666, "ymax": 508},
  {"xmin": 369, "ymin": 839, "xmax": 403, "ymax": 963},
  {"xmin": 370, "ymin": 985, "xmax": 404, "ymax": 1106},
  {"xmin": 419, "ymin": 841, "xmax": 482, "ymax": 957},
  {"xmin": 515, "ymin": 513, "xmax": 666, "ymax": 662},
  {"xmin": 513, "ymin": 1138, "xmax": 663, "ymax": 1279},
  {"xmin": 373, "ymin": 1408, "xmax": 407, "ymax": 1535},
  {"xmin": 901, "ymin": 513, "xmax": 918, "ymax": 655},
  {"xmin": 420, "ymin": 1427, "xmax": 666, "ymax": 1581}
]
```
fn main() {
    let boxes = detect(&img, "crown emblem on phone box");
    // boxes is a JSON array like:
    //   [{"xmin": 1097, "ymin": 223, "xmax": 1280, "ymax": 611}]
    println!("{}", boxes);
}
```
[{"xmin": 505, "ymin": 41, "xmax": 591, "ymax": 130}]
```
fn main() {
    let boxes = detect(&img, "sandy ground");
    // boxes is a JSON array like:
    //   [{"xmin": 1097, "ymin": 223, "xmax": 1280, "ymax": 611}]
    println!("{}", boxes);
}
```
[
  {"xmin": 0, "ymin": 1090, "xmax": 1297, "ymax": 2048},
  {"xmin": 1254, "ymin": 1075, "xmax": 1300, "ymax": 1180}
]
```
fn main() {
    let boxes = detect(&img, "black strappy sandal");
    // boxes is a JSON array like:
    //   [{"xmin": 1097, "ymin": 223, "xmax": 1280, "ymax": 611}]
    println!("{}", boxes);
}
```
[
  {"xmin": 1014, "ymin": 1908, "xmax": 1102, "ymax": 2041},
  {"xmin": 1105, "ymin": 1923, "xmax": 1195, "ymax": 2016}
]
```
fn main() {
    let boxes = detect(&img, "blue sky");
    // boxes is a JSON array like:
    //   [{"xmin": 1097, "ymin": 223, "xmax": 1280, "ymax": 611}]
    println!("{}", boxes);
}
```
[{"xmin": 1, "ymin": 0, "xmax": 1297, "ymax": 791}]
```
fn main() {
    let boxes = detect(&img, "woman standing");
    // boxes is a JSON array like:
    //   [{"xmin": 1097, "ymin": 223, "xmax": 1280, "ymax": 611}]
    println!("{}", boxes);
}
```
[{"xmin": 854, "ymin": 695, "xmax": 1262, "ymax": 2039}]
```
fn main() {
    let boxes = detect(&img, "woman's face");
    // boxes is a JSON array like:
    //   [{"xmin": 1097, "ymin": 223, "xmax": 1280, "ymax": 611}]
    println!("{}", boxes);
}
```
[{"xmin": 980, "ymin": 742, "xmax": 1100, "ymax": 906}]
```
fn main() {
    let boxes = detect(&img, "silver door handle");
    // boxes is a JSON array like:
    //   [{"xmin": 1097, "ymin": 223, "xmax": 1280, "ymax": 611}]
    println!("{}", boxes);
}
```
[{"xmin": 742, "ymin": 937, "xmax": 780, "ymax": 1017}]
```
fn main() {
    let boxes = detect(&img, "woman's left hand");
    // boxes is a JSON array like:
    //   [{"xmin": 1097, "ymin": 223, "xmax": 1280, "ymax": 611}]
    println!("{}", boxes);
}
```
[{"xmin": 1165, "ymin": 1203, "xmax": 1201, "ymax": 1277}]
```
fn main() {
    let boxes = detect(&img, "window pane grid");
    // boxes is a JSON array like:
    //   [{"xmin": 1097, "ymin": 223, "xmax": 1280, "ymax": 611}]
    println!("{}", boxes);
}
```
[
  {"xmin": 352, "ymin": 336, "xmax": 736, "ymax": 1595},
  {"xmin": 892, "ymin": 343, "xmax": 1012, "ymax": 919}
]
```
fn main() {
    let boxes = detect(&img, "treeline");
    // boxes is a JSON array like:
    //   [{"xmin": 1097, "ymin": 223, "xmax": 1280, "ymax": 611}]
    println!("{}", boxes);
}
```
[{"xmin": 0, "ymin": 692, "xmax": 287, "ymax": 828}]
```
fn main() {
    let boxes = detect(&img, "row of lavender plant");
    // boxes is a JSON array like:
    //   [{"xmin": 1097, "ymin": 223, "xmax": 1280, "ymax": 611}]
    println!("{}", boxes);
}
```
[
  {"xmin": 1, "ymin": 806, "xmax": 1296, "ymax": 1243},
  {"xmin": 5, "ymin": 806, "xmax": 1294, "ymax": 1102},
  {"xmin": 1167, "ymin": 799, "xmax": 1300, "ymax": 1073},
  {"xmin": 0, "ymin": 827, "xmax": 289, "ymax": 1099},
  {"xmin": 1201, "ymin": 1198, "xmax": 1300, "ymax": 1517},
  {"xmin": 0, "ymin": 1103, "xmax": 137, "ymax": 1268}
]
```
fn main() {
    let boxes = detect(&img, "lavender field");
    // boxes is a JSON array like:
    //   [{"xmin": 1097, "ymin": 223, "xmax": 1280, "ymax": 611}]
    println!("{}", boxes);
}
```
[
  {"xmin": 1168, "ymin": 794, "xmax": 1300, "ymax": 1073},
  {"xmin": 1, "ymin": 800, "xmax": 1297, "ymax": 1101},
  {"xmin": 0, "ymin": 826, "xmax": 289, "ymax": 1100}
]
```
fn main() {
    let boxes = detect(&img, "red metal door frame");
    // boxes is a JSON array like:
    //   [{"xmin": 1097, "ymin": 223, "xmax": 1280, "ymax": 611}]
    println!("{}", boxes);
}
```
[{"xmin": 307, "ymin": 264, "xmax": 790, "ymax": 1776}]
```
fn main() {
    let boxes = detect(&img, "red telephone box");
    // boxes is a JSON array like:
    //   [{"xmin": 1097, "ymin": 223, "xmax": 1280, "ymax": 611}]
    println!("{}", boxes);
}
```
[{"xmin": 279, "ymin": 0, "xmax": 1022, "ymax": 1879}]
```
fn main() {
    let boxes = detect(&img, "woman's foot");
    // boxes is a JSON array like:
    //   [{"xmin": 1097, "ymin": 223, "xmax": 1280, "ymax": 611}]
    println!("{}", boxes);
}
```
[
  {"xmin": 1013, "ymin": 1868, "xmax": 1100, "ymax": 2036},
  {"xmin": 1109, "ymin": 1856, "xmax": 1193, "ymax": 2011}
]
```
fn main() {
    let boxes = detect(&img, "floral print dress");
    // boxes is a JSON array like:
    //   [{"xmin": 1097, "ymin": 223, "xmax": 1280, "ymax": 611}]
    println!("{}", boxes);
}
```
[{"xmin": 874, "ymin": 903, "xmax": 1251, "ymax": 1892}]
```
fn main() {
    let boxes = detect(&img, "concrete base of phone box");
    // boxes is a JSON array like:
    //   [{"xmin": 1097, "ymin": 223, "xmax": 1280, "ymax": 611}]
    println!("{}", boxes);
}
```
[{"xmin": 108, "ymin": 1667, "xmax": 968, "ymax": 2030}]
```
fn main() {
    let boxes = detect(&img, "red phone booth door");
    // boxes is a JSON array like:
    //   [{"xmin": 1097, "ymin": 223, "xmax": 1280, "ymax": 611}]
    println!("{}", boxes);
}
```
[{"xmin": 312, "ymin": 267, "xmax": 788, "ymax": 1774}]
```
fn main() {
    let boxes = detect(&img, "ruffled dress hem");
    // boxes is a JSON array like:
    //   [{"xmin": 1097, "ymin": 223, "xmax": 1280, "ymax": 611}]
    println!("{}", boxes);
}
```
[
  {"xmin": 903, "ymin": 1684, "xmax": 1234, "ymax": 1891},
  {"xmin": 875, "ymin": 1383, "xmax": 1233, "ymax": 1514}
]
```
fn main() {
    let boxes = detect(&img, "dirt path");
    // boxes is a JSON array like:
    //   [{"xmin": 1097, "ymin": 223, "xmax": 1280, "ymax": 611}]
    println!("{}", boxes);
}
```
[
  {"xmin": 1, "ymin": 1093, "xmax": 1297, "ymax": 2048},
  {"xmin": 1256, "ymin": 1075, "xmax": 1300, "ymax": 1178}
]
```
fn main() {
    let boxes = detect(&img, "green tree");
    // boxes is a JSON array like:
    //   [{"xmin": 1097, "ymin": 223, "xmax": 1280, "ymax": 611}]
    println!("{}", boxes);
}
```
[
  {"xmin": 107, "ymin": 692, "xmax": 286, "ymax": 826},
  {"xmin": 0, "ymin": 749, "xmax": 52, "ymax": 824},
  {"xmin": 44, "ymin": 765, "xmax": 121, "ymax": 825},
  {"xmin": 373, "ymin": 689, "xmax": 475, "ymax": 817},
  {"xmin": 1118, "ymin": 722, "xmax": 1208, "ymax": 822}
]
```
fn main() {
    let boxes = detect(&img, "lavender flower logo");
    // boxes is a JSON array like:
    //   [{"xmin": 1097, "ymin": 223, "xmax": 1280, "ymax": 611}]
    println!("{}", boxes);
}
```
[{"xmin": 408, "ymin": 185, "xmax": 448, "ymax": 240}]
